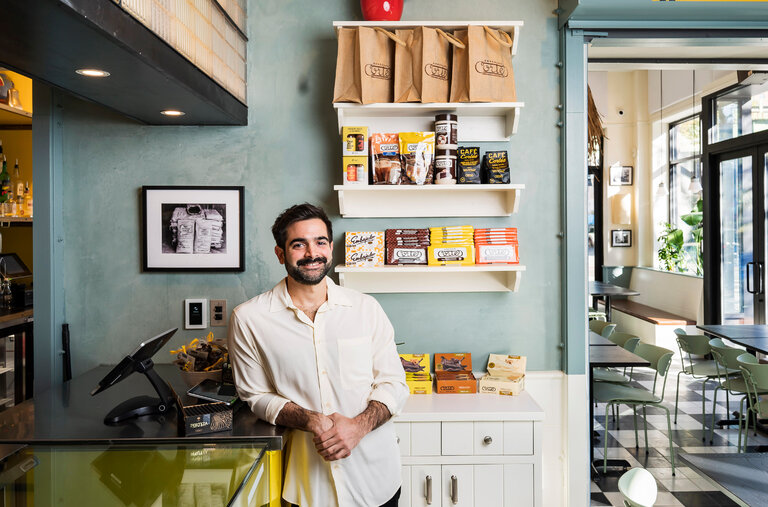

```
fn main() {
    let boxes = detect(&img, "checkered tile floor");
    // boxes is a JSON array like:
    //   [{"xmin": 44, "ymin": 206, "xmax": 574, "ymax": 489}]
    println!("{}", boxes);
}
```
[{"xmin": 591, "ymin": 361, "xmax": 768, "ymax": 506}]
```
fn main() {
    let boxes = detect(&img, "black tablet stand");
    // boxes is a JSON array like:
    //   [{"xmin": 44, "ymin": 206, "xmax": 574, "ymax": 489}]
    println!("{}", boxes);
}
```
[{"xmin": 103, "ymin": 358, "xmax": 176, "ymax": 424}]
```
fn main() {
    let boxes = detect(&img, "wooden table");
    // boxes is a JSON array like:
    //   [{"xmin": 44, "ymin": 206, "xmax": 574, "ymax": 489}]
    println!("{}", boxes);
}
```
[
  {"xmin": 679, "ymin": 452, "xmax": 767, "ymax": 506},
  {"xmin": 589, "ymin": 281, "xmax": 639, "ymax": 321},
  {"xmin": 590, "ymin": 331, "xmax": 615, "ymax": 346},
  {"xmin": 698, "ymin": 324, "xmax": 768, "ymax": 354},
  {"xmin": 589, "ymin": 344, "xmax": 650, "ymax": 475}
]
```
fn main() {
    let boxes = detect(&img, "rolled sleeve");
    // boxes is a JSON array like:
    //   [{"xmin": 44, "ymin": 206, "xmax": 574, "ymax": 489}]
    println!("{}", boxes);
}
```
[
  {"xmin": 228, "ymin": 310, "xmax": 289, "ymax": 424},
  {"xmin": 367, "ymin": 298, "xmax": 409, "ymax": 416}
]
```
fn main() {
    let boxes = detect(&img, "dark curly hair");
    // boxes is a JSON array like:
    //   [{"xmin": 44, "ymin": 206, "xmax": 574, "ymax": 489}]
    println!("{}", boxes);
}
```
[{"xmin": 271, "ymin": 203, "xmax": 333, "ymax": 249}]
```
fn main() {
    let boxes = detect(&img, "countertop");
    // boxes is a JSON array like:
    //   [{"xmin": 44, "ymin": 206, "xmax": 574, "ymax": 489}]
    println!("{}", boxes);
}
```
[
  {"xmin": 395, "ymin": 391, "xmax": 544, "ymax": 422},
  {"xmin": 0, "ymin": 364, "xmax": 285, "ymax": 450}
]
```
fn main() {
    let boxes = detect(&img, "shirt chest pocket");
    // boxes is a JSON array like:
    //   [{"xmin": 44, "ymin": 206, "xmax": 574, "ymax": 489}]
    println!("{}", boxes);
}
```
[{"xmin": 337, "ymin": 337, "xmax": 374, "ymax": 389}]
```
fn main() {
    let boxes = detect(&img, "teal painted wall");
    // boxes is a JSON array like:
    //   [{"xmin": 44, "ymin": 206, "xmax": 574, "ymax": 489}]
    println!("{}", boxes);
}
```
[{"xmin": 57, "ymin": 0, "xmax": 561, "ymax": 377}]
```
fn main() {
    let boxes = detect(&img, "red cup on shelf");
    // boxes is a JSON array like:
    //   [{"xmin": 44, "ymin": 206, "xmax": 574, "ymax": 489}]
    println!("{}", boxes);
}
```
[{"xmin": 360, "ymin": 0, "xmax": 403, "ymax": 21}]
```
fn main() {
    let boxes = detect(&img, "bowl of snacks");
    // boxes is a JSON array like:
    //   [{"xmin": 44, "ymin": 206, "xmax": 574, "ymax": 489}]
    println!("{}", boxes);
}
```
[{"xmin": 171, "ymin": 332, "xmax": 229, "ymax": 388}]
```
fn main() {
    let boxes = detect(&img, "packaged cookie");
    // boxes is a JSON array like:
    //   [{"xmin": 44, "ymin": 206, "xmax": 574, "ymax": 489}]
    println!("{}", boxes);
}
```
[
  {"xmin": 399, "ymin": 132, "xmax": 435, "ymax": 185},
  {"xmin": 371, "ymin": 133, "xmax": 402, "ymax": 185},
  {"xmin": 457, "ymin": 147, "xmax": 481, "ymax": 184}
]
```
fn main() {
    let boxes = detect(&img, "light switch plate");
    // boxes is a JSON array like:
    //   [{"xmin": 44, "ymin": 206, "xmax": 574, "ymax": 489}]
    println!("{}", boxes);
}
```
[
  {"xmin": 185, "ymin": 298, "xmax": 208, "ymax": 329},
  {"xmin": 210, "ymin": 299, "xmax": 227, "ymax": 327}
]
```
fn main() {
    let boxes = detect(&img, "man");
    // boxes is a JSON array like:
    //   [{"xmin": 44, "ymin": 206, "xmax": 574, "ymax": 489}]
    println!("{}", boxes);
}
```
[{"xmin": 228, "ymin": 203, "xmax": 409, "ymax": 507}]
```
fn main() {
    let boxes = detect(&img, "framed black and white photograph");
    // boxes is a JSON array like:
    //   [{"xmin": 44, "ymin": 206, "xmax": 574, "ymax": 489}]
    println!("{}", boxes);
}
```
[
  {"xmin": 609, "ymin": 165, "xmax": 633, "ymax": 186},
  {"xmin": 142, "ymin": 186, "xmax": 244, "ymax": 272},
  {"xmin": 611, "ymin": 229, "xmax": 632, "ymax": 248}
]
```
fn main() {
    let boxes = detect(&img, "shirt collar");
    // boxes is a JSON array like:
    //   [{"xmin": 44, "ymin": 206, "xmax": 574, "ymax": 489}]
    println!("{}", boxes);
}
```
[{"xmin": 269, "ymin": 276, "xmax": 352, "ymax": 312}]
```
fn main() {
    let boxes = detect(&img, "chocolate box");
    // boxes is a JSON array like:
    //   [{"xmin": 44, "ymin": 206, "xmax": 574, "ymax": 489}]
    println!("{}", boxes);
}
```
[
  {"xmin": 434, "ymin": 353, "xmax": 476, "ymax": 394},
  {"xmin": 478, "ymin": 373, "xmax": 525, "ymax": 396},
  {"xmin": 399, "ymin": 354, "xmax": 433, "ymax": 394}
]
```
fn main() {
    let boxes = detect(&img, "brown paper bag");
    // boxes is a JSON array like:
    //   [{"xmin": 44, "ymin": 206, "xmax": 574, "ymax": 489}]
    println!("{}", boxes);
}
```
[
  {"xmin": 449, "ymin": 29, "xmax": 469, "ymax": 102},
  {"xmin": 397, "ymin": 28, "xmax": 465, "ymax": 103},
  {"xmin": 333, "ymin": 28, "xmax": 361, "ymax": 103},
  {"xmin": 467, "ymin": 26, "xmax": 516, "ymax": 102},
  {"xmin": 359, "ymin": 27, "xmax": 405, "ymax": 104}
]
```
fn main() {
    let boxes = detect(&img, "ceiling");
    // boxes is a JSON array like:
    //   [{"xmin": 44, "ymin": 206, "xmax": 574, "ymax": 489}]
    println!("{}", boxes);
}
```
[{"xmin": 0, "ymin": 0, "xmax": 247, "ymax": 125}]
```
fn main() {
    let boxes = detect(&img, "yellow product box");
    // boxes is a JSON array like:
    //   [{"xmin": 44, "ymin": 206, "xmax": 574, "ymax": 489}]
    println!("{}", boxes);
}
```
[
  {"xmin": 487, "ymin": 354, "xmax": 527, "ymax": 377},
  {"xmin": 342, "ymin": 126, "xmax": 369, "ymax": 156},
  {"xmin": 345, "ymin": 231, "xmax": 384, "ymax": 249},
  {"xmin": 406, "ymin": 375, "xmax": 433, "ymax": 394},
  {"xmin": 478, "ymin": 373, "xmax": 525, "ymax": 396},
  {"xmin": 343, "ymin": 156, "xmax": 369, "ymax": 185},
  {"xmin": 400, "ymin": 354, "xmax": 432, "ymax": 394},
  {"xmin": 427, "ymin": 244, "xmax": 475, "ymax": 266},
  {"xmin": 345, "ymin": 243, "xmax": 384, "ymax": 267}
]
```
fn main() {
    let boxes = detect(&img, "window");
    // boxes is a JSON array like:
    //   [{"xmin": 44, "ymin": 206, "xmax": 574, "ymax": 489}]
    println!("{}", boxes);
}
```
[
  {"xmin": 712, "ymin": 79, "xmax": 768, "ymax": 143},
  {"xmin": 667, "ymin": 114, "xmax": 703, "ymax": 275}
]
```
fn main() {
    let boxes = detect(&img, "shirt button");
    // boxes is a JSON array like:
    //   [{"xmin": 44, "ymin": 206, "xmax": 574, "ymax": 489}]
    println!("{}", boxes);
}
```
[
  {"xmin": 325, "ymin": 403, "xmax": 331, "ymax": 409},
  {"xmin": 321, "ymin": 370, "xmax": 327, "ymax": 375}
]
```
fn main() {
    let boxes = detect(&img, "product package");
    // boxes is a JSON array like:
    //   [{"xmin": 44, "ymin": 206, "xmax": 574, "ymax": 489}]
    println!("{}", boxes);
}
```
[
  {"xmin": 173, "ymin": 389, "xmax": 234, "ymax": 436},
  {"xmin": 399, "ymin": 354, "xmax": 433, "ymax": 394},
  {"xmin": 343, "ymin": 156, "xmax": 369, "ymax": 185},
  {"xmin": 435, "ymin": 353, "xmax": 476, "ymax": 394},
  {"xmin": 474, "ymin": 227, "xmax": 519, "ymax": 264},
  {"xmin": 345, "ymin": 231, "xmax": 385, "ymax": 267},
  {"xmin": 342, "ymin": 126, "xmax": 369, "ymax": 156},
  {"xmin": 386, "ymin": 228, "xmax": 429, "ymax": 265},
  {"xmin": 399, "ymin": 132, "xmax": 435, "ymax": 185},
  {"xmin": 428, "ymin": 226, "xmax": 475, "ymax": 266},
  {"xmin": 457, "ymin": 147, "xmax": 481, "ymax": 184},
  {"xmin": 371, "ymin": 133, "xmax": 403, "ymax": 185},
  {"xmin": 482, "ymin": 150, "xmax": 510, "ymax": 184},
  {"xmin": 479, "ymin": 353, "xmax": 527, "ymax": 396},
  {"xmin": 487, "ymin": 353, "xmax": 527, "ymax": 376}
]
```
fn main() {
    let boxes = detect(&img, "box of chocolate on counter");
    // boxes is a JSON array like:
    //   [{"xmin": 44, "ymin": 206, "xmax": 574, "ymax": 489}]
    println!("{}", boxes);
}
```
[
  {"xmin": 173, "ymin": 389, "xmax": 234, "ymax": 436},
  {"xmin": 434, "ymin": 353, "xmax": 476, "ymax": 394},
  {"xmin": 399, "ymin": 354, "xmax": 433, "ymax": 394}
]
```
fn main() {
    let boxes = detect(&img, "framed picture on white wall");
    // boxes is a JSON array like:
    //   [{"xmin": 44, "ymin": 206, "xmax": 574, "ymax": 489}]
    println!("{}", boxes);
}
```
[
  {"xmin": 611, "ymin": 229, "xmax": 632, "ymax": 248},
  {"xmin": 609, "ymin": 165, "xmax": 633, "ymax": 186}
]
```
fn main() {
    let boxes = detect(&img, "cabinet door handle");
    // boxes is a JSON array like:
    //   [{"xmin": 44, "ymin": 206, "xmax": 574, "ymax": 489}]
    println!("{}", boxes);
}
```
[
  {"xmin": 451, "ymin": 475, "xmax": 458, "ymax": 504},
  {"xmin": 396, "ymin": 436, "xmax": 400, "ymax": 444},
  {"xmin": 483, "ymin": 436, "xmax": 493, "ymax": 445},
  {"xmin": 425, "ymin": 475, "xmax": 432, "ymax": 505}
]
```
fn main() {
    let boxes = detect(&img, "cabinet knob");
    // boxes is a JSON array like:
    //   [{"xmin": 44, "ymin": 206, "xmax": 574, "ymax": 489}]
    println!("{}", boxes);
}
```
[
  {"xmin": 425, "ymin": 475, "xmax": 432, "ymax": 505},
  {"xmin": 483, "ymin": 436, "xmax": 493, "ymax": 445},
  {"xmin": 396, "ymin": 436, "xmax": 400, "ymax": 444}
]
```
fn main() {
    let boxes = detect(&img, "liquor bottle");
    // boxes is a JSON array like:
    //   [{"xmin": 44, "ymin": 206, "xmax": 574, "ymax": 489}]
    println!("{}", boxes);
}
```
[
  {"xmin": 12, "ymin": 160, "xmax": 23, "ymax": 216},
  {"xmin": 24, "ymin": 182, "xmax": 32, "ymax": 217},
  {"xmin": 0, "ymin": 155, "xmax": 9, "ymax": 216}
]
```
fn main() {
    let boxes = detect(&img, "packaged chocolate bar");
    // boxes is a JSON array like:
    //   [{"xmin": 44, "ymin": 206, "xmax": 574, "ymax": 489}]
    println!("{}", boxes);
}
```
[
  {"xmin": 487, "ymin": 354, "xmax": 527, "ymax": 376},
  {"xmin": 457, "ymin": 147, "xmax": 481, "ymax": 184},
  {"xmin": 434, "ymin": 353, "xmax": 476, "ymax": 394},
  {"xmin": 387, "ymin": 247, "xmax": 428, "ymax": 265},
  {"xmin": 482, "ymin": 150, "xmax": 510, "ymax": 184},
  {"xmin": 479, "ymin": 373, "xmax": 525, "ymax": 396},
  {"xmin": 371, "ymin": 133, "xmax": 403, "ymax": 185},
  {"xmin": 345, "ymin": 231, "xmax": 384, "ymax": 248},
  {"xmin": 399, "ymin": 132, "xmax": 435, "ymax": 185}
]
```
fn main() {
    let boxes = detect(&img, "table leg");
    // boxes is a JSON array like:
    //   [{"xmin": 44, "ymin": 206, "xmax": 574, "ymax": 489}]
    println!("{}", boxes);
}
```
[{"xmin": 605, "ymin": 295, "xmax": 612, "ymax": 322}]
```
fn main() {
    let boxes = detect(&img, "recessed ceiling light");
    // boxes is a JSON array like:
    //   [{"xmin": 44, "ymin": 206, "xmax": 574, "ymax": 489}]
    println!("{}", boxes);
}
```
[
  {"xmin": 75, "ymin": 68, "xmax": 110, "ymax": 77},
  {"xmin": 161, "ymin": 110, "xmax": 185, "ymax": 116}
]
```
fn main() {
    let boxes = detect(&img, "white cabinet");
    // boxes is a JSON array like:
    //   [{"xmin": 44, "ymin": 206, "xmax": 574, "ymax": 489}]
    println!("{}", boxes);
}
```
[{"xmin": 396, "ymin": 393, "xmax": 543, "ymax": 507}]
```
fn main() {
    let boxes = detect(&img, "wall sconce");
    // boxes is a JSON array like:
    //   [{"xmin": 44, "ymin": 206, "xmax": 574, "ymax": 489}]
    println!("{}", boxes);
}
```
[{"xmin": 611, "ymin": 192, "xmax": 632, "ymax": 225}]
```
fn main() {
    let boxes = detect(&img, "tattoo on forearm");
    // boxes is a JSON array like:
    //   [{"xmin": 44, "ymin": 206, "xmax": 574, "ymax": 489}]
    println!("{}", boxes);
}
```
[{"xmin": 355, "ymin": 400, "xmax": 391, "ymax": 433}]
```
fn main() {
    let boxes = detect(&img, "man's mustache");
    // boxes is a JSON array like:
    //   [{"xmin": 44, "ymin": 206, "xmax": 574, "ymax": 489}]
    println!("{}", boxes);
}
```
[{"xmin": 297, "ymin": 256, "xmax": 328, "ymax": 267}]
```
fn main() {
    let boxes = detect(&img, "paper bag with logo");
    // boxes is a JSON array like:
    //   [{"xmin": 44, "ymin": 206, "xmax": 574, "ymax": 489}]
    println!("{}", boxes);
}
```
[
  {"xmin": 396, "ymin": 27, "xmax": 465, "ymax": 103},
  {"xmin": 359, "ymin": 27, "xmax": 405, "ymax": 104},
  {"xmin": 467, "ymin": 26, "xmax": 516, "ymax": 102},
  {"xmin": 449, "ymin": 29, "xmax": 470, "ymax": 102},
  {"xmin": 333, "ymin": 28, "xmax": 361, "ymax": 103}
]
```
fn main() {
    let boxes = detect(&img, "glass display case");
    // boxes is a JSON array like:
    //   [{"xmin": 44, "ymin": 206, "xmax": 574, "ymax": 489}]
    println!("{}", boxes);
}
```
[{"xmin": 0, "ymin": 441, "xmax": 270, "ymax": 506}]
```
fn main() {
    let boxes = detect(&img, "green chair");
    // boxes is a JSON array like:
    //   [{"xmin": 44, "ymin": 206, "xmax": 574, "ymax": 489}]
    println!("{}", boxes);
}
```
[
  {"xmin": 737, "ymin": 353, "xmax": 768, "ymax": 452},
  {"xmin": 594, "ymin": 343, "xmax": 676, "ymax": 475},
  {"xmin": 593, "ymin": 333, "xmax": 641, "ymax": 383},
  {"xmin": 673, "ymin": 328, "xmax": 730, "ymax": 435},
  {"xmin": 589, "ymin": 320, "xmax": 616, "ymax": 337},
  {"xmin": 708, "ymin": 339, "xmax": 759, "ymax": 445}
]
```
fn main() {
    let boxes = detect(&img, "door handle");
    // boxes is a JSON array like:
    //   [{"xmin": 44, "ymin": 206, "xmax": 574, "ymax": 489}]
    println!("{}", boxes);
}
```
[
  {"xmin": 451, "ymin": 475, "xmax": 459, "ymax": 504},
  {"xmin": 759, "ymin": 262, "xmax": 764, "ymax": 294},
  {"xmin": 425, "ymin": 475, "xmax": 432, "ymax": 505},
  {"xmin": 747, "ymin": 262, "xmax": 755, "ymax": 294}
]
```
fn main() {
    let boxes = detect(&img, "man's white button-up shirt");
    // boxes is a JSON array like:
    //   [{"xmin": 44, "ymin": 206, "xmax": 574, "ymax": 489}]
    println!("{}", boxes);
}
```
[{"xmin": 228, "ymin": 277, "xmax": 409, "ymax": 507}]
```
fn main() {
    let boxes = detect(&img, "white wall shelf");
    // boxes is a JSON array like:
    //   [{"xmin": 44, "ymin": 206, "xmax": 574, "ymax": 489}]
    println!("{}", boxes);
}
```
[
  {"xmin": 335, "ymin": 264, "xmax": 525, "ymax": 293},
  {"xmin": 334, "ymin": 183, "xmax": 524, "ymax": 217},
  {"xmin": 334, "ymin": 102, "xmax": 524, "ymax": 142}
]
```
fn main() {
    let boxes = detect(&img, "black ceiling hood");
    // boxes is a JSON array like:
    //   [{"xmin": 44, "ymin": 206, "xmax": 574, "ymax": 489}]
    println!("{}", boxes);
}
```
[{"xmin": 0, "ymin": 0, "xmax": 247, "ymax": 125}]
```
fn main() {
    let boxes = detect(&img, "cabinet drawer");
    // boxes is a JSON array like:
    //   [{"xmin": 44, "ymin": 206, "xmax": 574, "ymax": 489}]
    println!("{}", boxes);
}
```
[
  {"xmin": 441, "ymin": 421, "xmax": 473, "ymax": 455},
  {"xmin": 411, "ymin": 422, "xmax": 441, "ymax": 456},
  {"xmin": 503, "ymin": 421, "xmax": 533, "ymax": 455},
  {"xmin": 473, "ymin": 421, "xmax": 504, "ymax": 455},
  {"xmin": 395, "ymin": 422, "xmax": 411, "ymax": 456}
]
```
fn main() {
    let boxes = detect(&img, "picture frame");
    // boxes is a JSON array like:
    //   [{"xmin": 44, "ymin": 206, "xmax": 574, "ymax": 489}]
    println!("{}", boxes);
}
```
[
  {"xmin": 611, "ymin": 229, "xmax": 632, "ymax": 248},
  {"xmin": 141, "ymin": 186, "xmax": 245, "ymax": 272},
  {"xmin": 609, "ymin": 165, "xmax": 633, "ymax": 186}
]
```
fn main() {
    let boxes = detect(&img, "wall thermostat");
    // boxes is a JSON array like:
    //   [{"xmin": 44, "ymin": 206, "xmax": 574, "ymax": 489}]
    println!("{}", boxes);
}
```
[{"xmin": 185, "ymin": 299, "xmax": 208, "ymax": 329}]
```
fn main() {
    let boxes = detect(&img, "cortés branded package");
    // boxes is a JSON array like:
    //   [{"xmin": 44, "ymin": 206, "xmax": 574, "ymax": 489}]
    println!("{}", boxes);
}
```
[
  {"xmin": 345, "ymin": 231, "xmax": 384, "ymax": 267},
  {"xmin": 479, "ymin": 353, "xmax": 526, "ymax": 396},
  {"xmin": 434, "ymin": 353, "xmax": 476, "ymax": 394},
  {"xmin": 399, "ymin": 132, "xmax": 435, "ymax": 185},
  {"xmin": 399, "ymin": 354, "xmax": 432, "ymax": 394}
]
